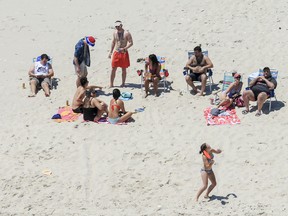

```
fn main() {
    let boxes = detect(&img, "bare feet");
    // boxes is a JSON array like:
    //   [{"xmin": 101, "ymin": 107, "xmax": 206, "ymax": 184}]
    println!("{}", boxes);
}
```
[
  {"xmin": 120, "ymin": 83, "xmax": 125, "ymax": 88},
  {"xmin": 45, "ymin": 92, "xmax": 50, "ymax": 97},
  {"xmin": 28, "ymin": 94, "xmax": 36, "ymax": 97},
  {"xmin": 144, "ymin": 93, "xmax": 149, "ymax": 98},
  {"xmin": 204, "ymin": 195, "xmax": 210, "ymax": 199}
]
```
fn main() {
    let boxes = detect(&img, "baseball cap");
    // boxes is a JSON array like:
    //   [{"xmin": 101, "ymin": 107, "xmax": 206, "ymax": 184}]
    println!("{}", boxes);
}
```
[{"xmin": 85, "ymin": 36, "xmax": 95, "ymax": 47}]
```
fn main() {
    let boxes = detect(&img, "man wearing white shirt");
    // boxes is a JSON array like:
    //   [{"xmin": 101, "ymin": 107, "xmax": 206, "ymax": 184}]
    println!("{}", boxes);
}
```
[{"xmin": 28, "ymin": 54, "xmax": 54, "ymax": 97}]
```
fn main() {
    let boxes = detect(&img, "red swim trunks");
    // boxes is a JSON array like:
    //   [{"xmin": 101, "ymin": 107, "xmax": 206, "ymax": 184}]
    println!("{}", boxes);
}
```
[{"xmin": 112, "ymin": 51, "xmax": 130, "ymax": 68}]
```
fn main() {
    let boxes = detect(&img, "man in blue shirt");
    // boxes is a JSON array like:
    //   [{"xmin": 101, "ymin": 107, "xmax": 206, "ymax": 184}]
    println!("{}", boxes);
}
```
[{"xmin": 73, "ymin": 36, "xmax": 95, "ymax": 87}]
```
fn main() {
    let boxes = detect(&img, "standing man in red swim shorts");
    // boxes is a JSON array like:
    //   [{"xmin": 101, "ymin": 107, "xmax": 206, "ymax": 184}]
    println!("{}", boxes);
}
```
[{"xmin": 108, "ymin": 20, "xmax": 133, "ymax": 87}]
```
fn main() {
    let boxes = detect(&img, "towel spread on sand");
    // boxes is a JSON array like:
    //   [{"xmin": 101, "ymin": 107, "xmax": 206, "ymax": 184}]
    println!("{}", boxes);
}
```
[
  {"xmin": 53, "ymin": 106, "xmax": 81, "ymax": 123},
  {"xmin": 204, "ymin": 107, "xmax": 241, "ymax": 126}
]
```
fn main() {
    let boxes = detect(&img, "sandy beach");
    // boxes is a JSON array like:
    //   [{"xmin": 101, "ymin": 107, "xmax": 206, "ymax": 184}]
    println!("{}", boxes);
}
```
[{"xmin": 0, "ymin": 0, "xmax": 288, "ymax": 215}]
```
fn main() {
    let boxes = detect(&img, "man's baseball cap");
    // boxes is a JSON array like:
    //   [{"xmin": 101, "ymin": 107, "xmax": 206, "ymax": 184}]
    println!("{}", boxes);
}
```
[
  {"xmin": 85, "ymin": 36, "xmax": 95, "ymax": 47},
  {"xmin": 115, "ymin": 20, "xmax": 122, "ymax": 27}
]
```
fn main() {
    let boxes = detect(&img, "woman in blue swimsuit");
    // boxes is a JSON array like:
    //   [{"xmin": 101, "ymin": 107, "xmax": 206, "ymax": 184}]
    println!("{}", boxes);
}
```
[{"xmin": 196, "ymin": 143, "xmax": 222, "ymax": 202}]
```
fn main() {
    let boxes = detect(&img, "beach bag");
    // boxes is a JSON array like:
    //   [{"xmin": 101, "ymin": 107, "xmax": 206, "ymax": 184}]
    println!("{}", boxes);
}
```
[
  {"xmin": 235, "ymin": 96, "xmax": 244, "ymax": 107},
  {"xmin": 121, "ymin": 92, "xmax": 133, "ymax": 99}
]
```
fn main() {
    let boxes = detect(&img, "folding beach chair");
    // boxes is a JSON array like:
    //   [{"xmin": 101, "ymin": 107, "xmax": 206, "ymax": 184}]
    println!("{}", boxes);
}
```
[
  {"xmin": 138, "ymin": 56, "xmax": 169, "ymax": 94},
  {"xmin": 32, "ymin": 55, "xmax": 55, "ymax": 89},
  {"xmin": 183, "ymin": 50, "xmax": 213, "ymax": 92},
  {"xmin": 247, "ymin": 68, "xmax": 278, "ymax": 112}
]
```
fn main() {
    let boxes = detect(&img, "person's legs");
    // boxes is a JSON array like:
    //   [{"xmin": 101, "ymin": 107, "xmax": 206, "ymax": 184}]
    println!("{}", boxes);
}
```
[
  {"xmin": 199, "ymin": 73, "xmax": 207, "ymax": 96},
  {"xmin": 110, "ymin": 67, "xmax": 117, "ymax": 87},
  {"xmin": 144, "ymin": 79, "xmax": 150, "ymax": 98},
  {"xmin": 256, "ymin": 92, "xmax": 268, "ymax": 115},
  {"xmin": 242, "ymin": 90, "xmax": 255, "ymax": 113},
  {"xmin": 76, "ymin": 63, "xmax": 88, "ymax": 87},
  {"xmin": 195, "ymin": 171, "xmax": 208, "ymax": 202},
  {"xmin": 120, "ymin": 68, "xmax": 127, "ymax": 87},
  {"xmin": 118, "ymin": 111, "xmax": 133, "ymax": 123},
  {"xmin": 185, "ymin": 75, "xmax": 197, "ymax": 92},
  {"xmin": 205, "ymin": 172, "xmax": 217, "ymax": 198},
  {"xmin": 41, "ymin": 82, "xmax": 50, "ymax": 97},
  {"xmin": 29, "ymin": 79, "xmax": 38, "ymax": 97},
  {"xmin": 153, "ymin": 77, "xmax": 160, "ymax": 96}
]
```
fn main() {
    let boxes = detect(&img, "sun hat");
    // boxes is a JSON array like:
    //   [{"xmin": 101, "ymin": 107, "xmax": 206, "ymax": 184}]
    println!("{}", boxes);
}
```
[{"xmin": 85, "ymin": 36, "xmax": 95, "ymax": 47}]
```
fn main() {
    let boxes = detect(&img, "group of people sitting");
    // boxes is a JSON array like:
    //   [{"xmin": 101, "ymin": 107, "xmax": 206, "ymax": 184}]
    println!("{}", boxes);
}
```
[
  {"xmin": 183, "ymin": 46, "xmax": 277, "ymax": 116},
  {"xmin": 71, "ymin": 77, "xmax": 134, "ymax": 124},
  {"xmin": 28, "ymin": 46, "xmax": 277, "ymax": 117},
  {"xmin": 213, "ymin": 67, "xmax": 277, "ymax": 116}
]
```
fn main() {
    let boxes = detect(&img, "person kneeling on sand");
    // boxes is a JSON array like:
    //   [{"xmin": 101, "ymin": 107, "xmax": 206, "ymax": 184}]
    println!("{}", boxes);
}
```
[
  {"xmin": 28, "ymin": 54, "xmax": 54, "ymax": 97},
  {"xmin": 185, "ymin": 46, "xmax": 213, "ymax": 96},
  {"xmin": 83, "ymin": 89, "xmax": 108, "ymax": 122},
  {"xmin": 242, "ymin": 67, "xmax": 277, "ymax": 117},
  {"xmin": 108, "ymin": 89, "xmax": 134, "ymax": 124},
  {"xmin": 144, "ymin": 54, "xmax": 161, "ymax": 97},
  {"xmin": 217, "ymin": 73, "xmax": 243, "ymax": 108},
  {"xmin": 72, "ymin": 77, "xmax": 102, "ymax": 113},
  {"xmin": 196, "ymin": 143, "xmax": 222, "ymax": 202}
]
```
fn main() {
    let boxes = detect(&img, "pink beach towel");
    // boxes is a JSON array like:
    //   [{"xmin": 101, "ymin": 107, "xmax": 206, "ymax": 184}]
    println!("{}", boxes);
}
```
[
  {"xmin": 54, "ymin": 106, "xmax": 81, "ymax": 123},
  {"xmin": 204, "ymin": 107, "xmax": 241, "ymax": 126}
]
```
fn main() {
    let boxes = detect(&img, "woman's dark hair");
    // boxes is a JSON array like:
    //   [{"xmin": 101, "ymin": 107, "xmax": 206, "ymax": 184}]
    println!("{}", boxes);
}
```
[
  {"xmin": 80, "ymin": 77, "xmax": 88, "ymax": 87},
  {"xmin": 113, "ymin": 88, "xmax": 121, "ymax": 100},
  {"xmin": 149, "ymin": 54, "xmax": 159, "ymax": 66},
  {"xmin": 199, "ymin": 143, "xmax": 207, "ymax": 154}
]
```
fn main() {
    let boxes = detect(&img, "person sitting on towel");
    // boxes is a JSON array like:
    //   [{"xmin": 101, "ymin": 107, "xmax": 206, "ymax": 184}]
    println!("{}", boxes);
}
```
[
  {"xmin": 72, "ymin": 77, "xmax": 102, "ymax": 113},
  {"xmin": 83, "ymin": 89, "xmax": 108, "ymax": 122}
]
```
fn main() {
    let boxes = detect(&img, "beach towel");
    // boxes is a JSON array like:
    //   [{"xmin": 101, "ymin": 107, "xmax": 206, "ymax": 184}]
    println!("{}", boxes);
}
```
[
  {"xmin": 53, "ymin": 106, "xmax": 81, "ymax": 123},
  {"xmin": 204, "ymin": 107, "xmax": 241, "ymax": 126}
]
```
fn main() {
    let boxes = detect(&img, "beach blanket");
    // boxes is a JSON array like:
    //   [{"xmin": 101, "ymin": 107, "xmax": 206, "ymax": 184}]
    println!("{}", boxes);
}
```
[
  {"xmin": 204, "ymin": 107, "xmax": 241, "ymax": 126},
  {"xmin": 53, "ymin": 106, "xmax": 81, "ymax": 123}
]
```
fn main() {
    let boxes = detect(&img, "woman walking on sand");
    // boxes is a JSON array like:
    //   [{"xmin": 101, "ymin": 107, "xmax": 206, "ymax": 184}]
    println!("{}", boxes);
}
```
[{"xmin": 196, "ymin": 143, "xmax": 222, "ymax": 202}]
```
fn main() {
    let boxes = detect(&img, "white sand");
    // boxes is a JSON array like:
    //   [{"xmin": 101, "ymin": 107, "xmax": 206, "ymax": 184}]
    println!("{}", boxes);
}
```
[{"xmin": 1, "ymin": 0, "xmax": 288, "ymax": 215}]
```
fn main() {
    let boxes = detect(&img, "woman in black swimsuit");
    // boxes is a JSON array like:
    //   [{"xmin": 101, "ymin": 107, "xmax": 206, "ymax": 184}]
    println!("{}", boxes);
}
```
[
  {"xmin": 144, "ymin": 54, "xmax": 161, "ymax": 97},
  {"xmin": 83, "ymin": 89, "xmax": 108, "ymax": 122},
  {"xmin": 196, "ymin": 143, "xmax": 222, "ymax": 202}
]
